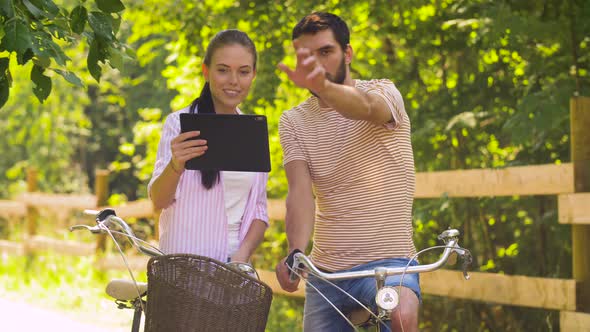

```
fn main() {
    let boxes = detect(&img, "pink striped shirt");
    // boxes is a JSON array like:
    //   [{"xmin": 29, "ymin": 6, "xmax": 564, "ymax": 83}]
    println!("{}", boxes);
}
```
[{"xmin": 148, "ymin": 107, "xmax": 269, "ymax": 261}]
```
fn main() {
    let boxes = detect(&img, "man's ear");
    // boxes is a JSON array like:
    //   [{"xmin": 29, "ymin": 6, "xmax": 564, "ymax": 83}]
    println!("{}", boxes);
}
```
[
  {"xmin": 202, "ymin": 63, "xmax": 209, "ymax": 81},
  {"xmin": 345, "ymin": 44, "xmax": 353, "ymax": 65}
]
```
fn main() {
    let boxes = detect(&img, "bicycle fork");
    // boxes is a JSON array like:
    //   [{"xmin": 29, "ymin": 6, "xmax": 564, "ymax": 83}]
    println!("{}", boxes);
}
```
[
  {"xmin": 116, "ymin": 297, "xmax": 145, "ymax": 332},
  {"xmin": 373, "ymin": 267, "xmax": 398, "ymax": 332},
  {"xmin": 131, "ymin": 299, "xmax": 143, "ymax": 332}
]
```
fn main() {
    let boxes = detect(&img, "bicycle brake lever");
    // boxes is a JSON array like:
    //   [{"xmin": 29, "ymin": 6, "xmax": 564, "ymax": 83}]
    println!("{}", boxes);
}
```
[
  {"xmin": 438, "ymin": 229, "xmax": 460, "ymax": 242},
  {"xmin": 286, "ymin": 249, "xmax": 303, "ymax": 282},
  {"xmin": 69, "ymin": 224, "xmax": 103, "ymax": 234},
  {"xmin": 96, "ymin": 208, "xmax": 116, "ymax": 225},
  {"xmin": 460, "ymin": 251, "xmax": 472, "ymax": 280}
]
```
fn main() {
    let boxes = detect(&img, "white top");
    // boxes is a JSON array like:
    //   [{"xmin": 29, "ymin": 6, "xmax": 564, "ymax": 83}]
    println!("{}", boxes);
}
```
[{"xmin": 222, "ymin": 171, "xmax": 255, "ymax": 255}]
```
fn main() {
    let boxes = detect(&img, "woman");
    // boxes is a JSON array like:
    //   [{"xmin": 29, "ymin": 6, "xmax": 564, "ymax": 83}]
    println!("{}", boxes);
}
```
[{"xmin": 148, "ymin": 30, "xmax": 268, "ymax": 263}]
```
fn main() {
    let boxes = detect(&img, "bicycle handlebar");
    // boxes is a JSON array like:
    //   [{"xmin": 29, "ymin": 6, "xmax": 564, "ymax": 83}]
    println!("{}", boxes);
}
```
[
  {"xmin": 70, "ymin": 209, "xmax": 164, "ymax": 257},
  {"xmin": 71, "ymin": 208, "xmax": 260, "ymax": 277},
  {"xmin": 288, "ymin": 228, "xmax": 471, "ymax": 282}
]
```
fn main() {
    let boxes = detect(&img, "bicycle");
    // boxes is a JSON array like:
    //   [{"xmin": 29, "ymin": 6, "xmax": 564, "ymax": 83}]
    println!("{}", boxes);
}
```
[
  {"xmin": 285, "ymin": 229, "xmax": 472, "ymax": 332},
  {"xmin": 70, "ymin": 208, "xmax": 273, "ymax": 332}
]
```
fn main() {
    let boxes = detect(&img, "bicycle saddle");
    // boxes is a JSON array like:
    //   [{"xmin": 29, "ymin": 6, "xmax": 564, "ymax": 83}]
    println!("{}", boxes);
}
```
[{"xmin": 106, "ymin": 278, "xmax": 148, "ymax": 301}]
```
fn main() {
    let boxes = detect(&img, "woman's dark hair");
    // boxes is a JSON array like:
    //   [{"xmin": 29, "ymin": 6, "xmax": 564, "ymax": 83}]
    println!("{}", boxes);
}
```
[
  {"xmin": 188, "ymin": 29, "xmax": 257, "ymax": 189},
  {"xmin": 292, "ymin": 12, "xmax": 350, "ymax": 51}
]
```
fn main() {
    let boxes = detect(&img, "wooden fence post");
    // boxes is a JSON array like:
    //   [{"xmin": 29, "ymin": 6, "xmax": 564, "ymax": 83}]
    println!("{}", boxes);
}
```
[
  {"xmin": 95, "ymin": 169, "xmax": 109, "ymax": 255},
  {"xmin": 25, "ymin": 167, "xmax": 39, "ymax": 238},
  {"xmin": 24, "ymin": 167, "xmax": 39, "ymax": 256},
  {"xmin": 570, "ymin": 96, "xmax": 590, "ymax": 312}
]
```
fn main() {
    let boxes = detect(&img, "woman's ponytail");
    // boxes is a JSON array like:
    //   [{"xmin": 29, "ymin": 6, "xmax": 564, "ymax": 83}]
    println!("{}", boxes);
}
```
[{"xmin": 189, "ymin": 82, "xmax": 219, "ymax": 189}]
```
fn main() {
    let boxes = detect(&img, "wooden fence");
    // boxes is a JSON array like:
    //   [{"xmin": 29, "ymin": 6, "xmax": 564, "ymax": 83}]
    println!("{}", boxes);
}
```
[{"xmin": 1, "ymin": 96, "xmax": 589, "ymax": 330}]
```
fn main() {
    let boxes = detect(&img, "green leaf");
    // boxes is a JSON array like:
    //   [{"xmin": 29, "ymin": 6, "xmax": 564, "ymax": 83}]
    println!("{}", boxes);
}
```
[
  {"xmin": 70, "ymin": 5, "xmax": 88, "ymax": 34},
  {"xmin": 87, "ymin": 38, "xmax": 102, "ymax": 81},
  {"xmin": 23, "ymin": 0, "xmax": 44, "ymax": 18},
  {"xmin": 0, "ymin": 57, "xmax": 9, "ymax": 109},
  {"xmin": 88, "ymin": 11, "xmax": 114, "ymax": 42},
  {"xmin": 0, "ymin": 75, "xmax": 8, "ymax": 109},
  {"xmin": 96, "ymin": 0, "xmax": 125, "ymax": 13},
  {"xmin": 45, "ymin": 22, "xmax": 70, "ymax": 39},
  {"xmin": 33, "ymin": 55, "xmax": 51, "ymax": 68},
  {"xmin": 30, "ymin": 65, "xmax": 52, "ymax": 103},
  {"xmin": 35, "ymin": 0, "xmax": 59, "ymax": 16},
  {"xmin": 22, "ymin": 0, "xmax": 59, "ymax": 19},
  {"xmin": 51, "ymin": 68, "xmax": 84, "ymax": 87},
  {"xmin": 0, "ymin": 1, "xmax": 14, "ymax": 18},
  {"xmin": 31, "ymin": 31, "xmax": 70, "ymax": 66},
  {"xmin": 2, "ymin": 19, "xmax": 33, "ymax": 55},
  {"xmin": 124, "ymin": 46, "xmax": 136, "ymax": 58},
  {"xmin": 0, "ymin": 57, "xmax": 9, "ymax": 73},
  {"xmin": 111, "ymin": 13, "xmax": 121, "ymax": 35},
  {"xmin": 16, "ymin": 48, "xmax": 34, "ymax": 65},
  {"xmin": 119, "ymin": 143, "xmax": 135, "ymax": 156},
  {"xmin": 108, "ymin": 46, "xmax": 124, "ymax": 69}
]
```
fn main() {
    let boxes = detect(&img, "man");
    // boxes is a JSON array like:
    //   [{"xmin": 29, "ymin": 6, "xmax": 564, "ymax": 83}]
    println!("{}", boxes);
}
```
[{"xmin": 275, "ymin": 12, "xmax": 420, "ymax": 332}]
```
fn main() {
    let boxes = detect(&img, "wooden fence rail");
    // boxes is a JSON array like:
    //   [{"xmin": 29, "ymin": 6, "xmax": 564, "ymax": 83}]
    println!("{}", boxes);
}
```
[{"xmin": 2, "ymin": 163, "xmax": 587, "ymax": 220}]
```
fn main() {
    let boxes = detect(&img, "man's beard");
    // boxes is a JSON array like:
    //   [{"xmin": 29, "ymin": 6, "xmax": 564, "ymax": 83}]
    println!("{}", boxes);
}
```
[{"xmin": 310, "ymin": 56, "xmax": 346, "ymax": 97}]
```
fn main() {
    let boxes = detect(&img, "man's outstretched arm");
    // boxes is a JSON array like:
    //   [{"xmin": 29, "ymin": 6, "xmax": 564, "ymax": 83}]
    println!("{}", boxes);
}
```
[{"xmin": 278, "ymin": 45, "xmax": 394, "ymax": 126}]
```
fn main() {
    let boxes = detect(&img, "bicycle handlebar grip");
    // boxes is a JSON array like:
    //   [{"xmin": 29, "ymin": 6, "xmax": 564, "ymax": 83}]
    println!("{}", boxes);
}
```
[
  {"xmin": 285, "ymin": 249, "xmax": 303, "ymax": 282},
  {"xmin": 96, "ymin": 208, "xmax": 116, "ymax": 223}
]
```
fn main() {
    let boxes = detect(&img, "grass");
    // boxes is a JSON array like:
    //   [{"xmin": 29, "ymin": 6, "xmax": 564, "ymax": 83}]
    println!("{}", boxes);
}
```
[{"xmin": 0, "ymin": 252, "xmax": 138, "ymax": 330}]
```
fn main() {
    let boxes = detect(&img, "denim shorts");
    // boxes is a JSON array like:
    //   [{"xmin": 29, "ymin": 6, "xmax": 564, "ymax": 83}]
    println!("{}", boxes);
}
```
[{"xmin": 302, "ymin": 258, "xmax": 421, "ymax": 332}]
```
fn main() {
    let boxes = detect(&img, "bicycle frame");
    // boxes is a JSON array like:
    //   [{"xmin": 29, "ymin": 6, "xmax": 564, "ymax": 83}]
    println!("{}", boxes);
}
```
[{"xmin": 287, "ymin": 229, "xmax": 472, "ymax": 332}]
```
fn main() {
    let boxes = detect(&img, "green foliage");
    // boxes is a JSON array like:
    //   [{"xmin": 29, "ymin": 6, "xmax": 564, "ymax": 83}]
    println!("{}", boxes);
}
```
[
  {"xmin": 0, "ymin": 54, "xmax": 91, "ymax": 196},
  {"xmin": 0, "ymin": 0, "xmax": 131, "ymax": 108}
]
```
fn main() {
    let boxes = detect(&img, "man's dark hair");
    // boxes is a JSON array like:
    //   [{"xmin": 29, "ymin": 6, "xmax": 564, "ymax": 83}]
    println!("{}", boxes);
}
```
[{"xmin": 292, "ymin": 12, "xmax": 350, "ymax": 51}]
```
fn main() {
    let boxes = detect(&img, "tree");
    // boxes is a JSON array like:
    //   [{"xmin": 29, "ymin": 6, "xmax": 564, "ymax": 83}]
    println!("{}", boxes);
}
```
[{"xmin": 0, "ymin": 0, "xmax": 132, "ymax": 109}]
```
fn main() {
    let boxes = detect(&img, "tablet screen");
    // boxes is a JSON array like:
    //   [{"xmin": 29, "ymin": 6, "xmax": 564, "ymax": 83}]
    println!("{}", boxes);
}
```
[{"xmin": 179, "ymin": 113, "xmax": 271, "ymax": 172}]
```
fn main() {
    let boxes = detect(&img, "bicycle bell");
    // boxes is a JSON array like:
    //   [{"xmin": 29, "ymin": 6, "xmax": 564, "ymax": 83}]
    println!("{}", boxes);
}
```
[{"xmin": 375, "ymin": 286, "xmax": 399, "ymax": 311}]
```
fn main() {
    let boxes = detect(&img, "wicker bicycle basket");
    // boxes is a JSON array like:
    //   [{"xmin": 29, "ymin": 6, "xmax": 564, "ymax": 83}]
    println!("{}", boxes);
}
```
[{"xmin": 144, "ymin": 254, "xmax": 273, "ymax": 332}]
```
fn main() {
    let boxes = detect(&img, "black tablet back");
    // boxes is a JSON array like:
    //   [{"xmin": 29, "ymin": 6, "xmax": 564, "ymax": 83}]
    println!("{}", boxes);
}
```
[{"xmin": 179, "ymin": 113, "xmax": 271, "ymax": 172}]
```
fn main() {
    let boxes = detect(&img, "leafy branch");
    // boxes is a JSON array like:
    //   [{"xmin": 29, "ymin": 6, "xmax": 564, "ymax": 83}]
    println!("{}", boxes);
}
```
[{"xmin": 0, "ymin": 0, "xmax": 132, "ymax": 108}]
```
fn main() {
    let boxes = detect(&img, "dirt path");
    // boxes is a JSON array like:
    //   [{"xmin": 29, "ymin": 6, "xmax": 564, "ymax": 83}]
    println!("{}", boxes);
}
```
[{"xmin": 0, "ymin": 297, "xmax": 132, "ymax": 332}]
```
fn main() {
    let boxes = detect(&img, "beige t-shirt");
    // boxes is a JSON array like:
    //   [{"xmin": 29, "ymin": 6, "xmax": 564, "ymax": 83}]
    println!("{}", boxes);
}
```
[{"xmin": 279, "ymin": 79, "xmax": 416, "ymax": 271}]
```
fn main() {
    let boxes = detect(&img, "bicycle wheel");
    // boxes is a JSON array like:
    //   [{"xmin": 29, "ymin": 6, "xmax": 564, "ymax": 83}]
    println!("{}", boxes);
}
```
[{"xmin": 144, "ymin": 254, "xmax": 273, "ymax": 332}]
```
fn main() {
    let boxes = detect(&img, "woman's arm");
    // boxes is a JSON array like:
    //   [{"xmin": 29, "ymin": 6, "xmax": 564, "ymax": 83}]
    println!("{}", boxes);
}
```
[
  {"xmin": 231, "ymin": 219, "xmax": 267, "ymax": 262},
  {"xmin": 231, "ymin": 173, "xmax": 269, "ymax": 262},
  {"xmin": 149, "ymin": 125, "xmax": 207, "ymax": 210},
  {"xmin": 149, "ymin": 161, "xmax": 184, "ymax": 210}
]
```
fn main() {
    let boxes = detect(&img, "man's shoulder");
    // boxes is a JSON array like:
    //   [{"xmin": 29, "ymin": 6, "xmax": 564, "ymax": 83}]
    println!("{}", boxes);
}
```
[
  {"xmin": 280, "ymin": 98, "xmax": 314, "ymax": 123},
  {"xmin": 356, "ymin": 78, "xmax": 397, "ymax": 91}
]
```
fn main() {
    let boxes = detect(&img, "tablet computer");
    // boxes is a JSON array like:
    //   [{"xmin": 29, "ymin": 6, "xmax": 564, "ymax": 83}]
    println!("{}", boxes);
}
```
[{"xmin": 179, "ymin": 113, "xmax": 271, "ymax": 172}]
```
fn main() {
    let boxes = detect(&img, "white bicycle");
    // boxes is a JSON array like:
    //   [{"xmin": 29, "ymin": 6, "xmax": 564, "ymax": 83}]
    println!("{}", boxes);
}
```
[{"xmin": 286, "ymin": 229, "xmax": 472, "ymax": 332}]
